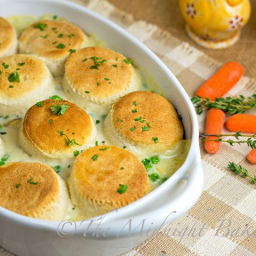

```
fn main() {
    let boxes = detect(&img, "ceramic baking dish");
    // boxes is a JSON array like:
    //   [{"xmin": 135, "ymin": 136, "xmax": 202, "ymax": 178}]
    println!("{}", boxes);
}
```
[{"xmin": 0, "ymin": 0, "xmax": 203, "ymax": 255}]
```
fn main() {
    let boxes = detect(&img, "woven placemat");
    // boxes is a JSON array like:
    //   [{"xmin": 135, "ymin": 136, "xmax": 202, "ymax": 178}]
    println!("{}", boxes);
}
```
[{"xmin": 2, "ymin": 0, "xmax": 256, "ymax": 255}]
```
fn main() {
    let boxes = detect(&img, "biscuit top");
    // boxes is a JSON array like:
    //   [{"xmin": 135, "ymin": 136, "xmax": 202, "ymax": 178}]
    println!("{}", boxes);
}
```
[
  {"xmin": 71, "ymin": 145, "xmax": 150, "ymax": 208},
  {"xmin": 19, "ymin": 20, "xmax": 88, "ymax": 59},
  {"xmin": 23, "ymin": 98, "xmax": 93, "ymax": 155},
  {"xmin": 112, "ymin": 91, "xmax": 184, "ymax": 147},
  {"xmin": 65, "ymin": 47, "xmax": 133, "ymax": 99},
  {"xmin": 0, "ymin": 54, "xmax": 49, "ymax": 98},
  {"xmin": 0, "ymin": 17, "xmax": 15, "ymax": 56},
  {"xmin": 0, "ymin": 162, "xmax": 59, "ymax": 217}
]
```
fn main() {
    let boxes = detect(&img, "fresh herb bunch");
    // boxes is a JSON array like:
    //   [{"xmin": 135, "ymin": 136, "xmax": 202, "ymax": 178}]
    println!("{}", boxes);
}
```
[
  {"xmin": 191, "ymin": 95, "xmax": 256, "ymax": 115},
  {"xmin": 228, "ymin": 162, "xmax": 256, "ymax": 184},
  {"xmin": 200, "ymin": 132, "xmax": 256, "ymax": 149}
]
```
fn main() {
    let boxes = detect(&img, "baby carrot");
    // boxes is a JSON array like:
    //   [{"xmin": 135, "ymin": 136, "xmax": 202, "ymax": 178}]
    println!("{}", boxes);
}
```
[
  {"xmin": 247, "ymin": 149, "xmax": 256, "ymax": 164},
  {"xmin": 195, "ymin": 62, "xmax": 244, "ymax": 101},
  {"xmin": 204, "ymin": 108, "xmax": 225, "ymax": 154},
  {"xmin": 226, "ymin": 114, "xmax": 256, "ymax": 133}
]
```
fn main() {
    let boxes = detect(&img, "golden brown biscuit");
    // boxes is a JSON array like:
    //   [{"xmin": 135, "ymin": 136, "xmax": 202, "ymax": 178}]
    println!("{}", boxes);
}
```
[
  {"xmin": 0, "ymin": 17, "xmax": 17, "ymax": 57},
  {"xmin": 0, "ymin": 162, "xmax": 70, "ymax": 220},
  {"xmin": 63, "ymin": 47, "xmax": 141, "ymax": 105},
  {"xmin": 68, "ymin": 145, "xmax": 150, "ymax": 218},
  {"xmin": 19, "ymin": 20, "xmax": 89, "ymax": 76},
  {"xmin": 19, "ymin": 98, "xmax": 95, "ymax": 158},
  {"xmin": 104, "ymin": 91, "xmax": 184, "ymax": 153},
  {"xmin": 0, "ymin": 54, "xmax": 54, "ymax": 115}
]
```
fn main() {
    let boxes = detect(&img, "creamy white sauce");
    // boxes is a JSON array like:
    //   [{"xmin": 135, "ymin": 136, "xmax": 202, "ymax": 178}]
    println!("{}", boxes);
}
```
[{"xmin": 0, "ymin": 15, "xmax": 190, "ymax": 220}]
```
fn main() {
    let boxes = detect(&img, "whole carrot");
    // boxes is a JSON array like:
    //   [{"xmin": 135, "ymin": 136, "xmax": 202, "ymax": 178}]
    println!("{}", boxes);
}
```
[
  {"xmin": 204, "ymin": 108, "xmax": 226, "ymax": 154},
  {"xmin": 247, "ymin": 149, "xmax": 256, "ymax": 164},
  {"xmin": 226, "ymin": 114, "xmax": 256, "ymax": 133},
  {"xmin": 196, "ymin": 62, "xmax": 244, "ymax": 101}
]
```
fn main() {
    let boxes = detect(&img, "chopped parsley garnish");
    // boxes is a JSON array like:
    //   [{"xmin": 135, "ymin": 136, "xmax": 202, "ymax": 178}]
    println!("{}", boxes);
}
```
[
  {"xmin": 132, "ymin": 101, "xmax": 137, "ymax": 106},
  {"xmin": 52, "ymin": 27, "xmax": 57, "ymax": 31},
  {"xmin": 89, "ymin": 56, "xmax": 106, "ymax": 69},
  {"xmin": 18, "ymin": 62, "xmax": 25, "ymax": 66},
  {"xmin": 73, "ymin": 150, "xmax": 80, "ymax": 157},
  {"xmin": 142, "ymin": 158, "xmax": 152, "ymax": 171},
  {"xmin": 69, "ymin": 49, "xmax": 76, "ymax": 53},
  {"xmin": 50, "ymin": 95, "xmax": 62, "ymax": 101},
  {"xmin": 152, "ymin": 137, "xmax": 158, "ymax": 143},
  {"xmin": 36, "ymin": 101, "xmax": 43, "ymax": 107},
  {"xmin": 9, "ymin": 85, "xmax": 13, "ymax": 88},
  {"xmin": 82, "ymin": 58, "xmax": 87, "ymax": 62},
  {"xmin": 50, "ymin": 104, "xmax": 69, "ymax": 115},
  {"xmin": 112, "ymin": 64, "xmax": 117, "ymax": 68},
  {"xmin": 142, "ymin": 126, "xmax": 149, "ymax": 132},
  {"xmin": 52, "ymin": 41, "xmax": 57, "ymax": 45},
  {"xmin": 34, "ymin": 23, "xmax": 47, "ymax": 31},
  {"xmin": 92, "ymin": 154, "xmax": 98, "ymax": 161},
  {"xmin": 15, "ymin": 184, "xmax": 21, "ymax": 188},
  {"xmin": 58, "ymin": 33, "xmax": 63, "ymax": 38},
  {"xmin": 52, "ymin": 165, "xmax": 61, "ymax": 173},
  {"xmin": 0, "ymin": 154, "xmax": 9, "ymax": 166},
  {"xmin": 99, "ymin": 147, "xmax": 108, "ymax": 151},
  {"xmin": 85, "ymin": 91, "xmax": 90, "ymax": 94},
  {"xmin": 58, "ymin": 130, "xmax": 80, "ymax": 147},
  {"xmin": 8, "ymin": 72, "xmax": 20, "ymax": 83},
  {"xmin": 117, "ymin": 184, "xmax": 128, "ymax": 194},
  {"xmin": 68, "ymin": 34, "xmax": 75, "ymax": 38},
  {"xmin": 132, "ymin": 109, "xmax": 137, "ymax": 113},
  {"xmin": 96, "ymin": 120, "xmax": 100, "ymax": 124},
  {"xmin": 0, "ymin": 71, "xmax": 2, "ymax": 75},
  {"xmin": 150, "ymin": 156, "xmax": 160, "ymax": 164},
  {"xmin": 104, "ymin": 78, "xmax": 110, "ymax": 81},
  {"xmin": 149, "ymin": 173, "xmax": 160, "ymax": 182},
  {"xmin": 123, "ymin": 146, "xmax": 127, "ymax": 149},
  {"xmin": 120, "ymin": 167, "xmax": 124, "ymax": 170},
  {"xmin": 40, "ymin": 35, "xmax": 48, "ymax": 39},
  {"xmin": 53, "ymin": 15, "xmax": 58, "ymax": 20},
  {"xmin": 123, "ymin": 58, "xmax": 131, "ymax": 64},
  {"xmin": 27, "ymin": 178, "xmax": 38, "ymax": 185},
  {"xmin": 95, "ymin": 141, "xmax": 99, "ymax": 146},
  {"xmin": 2, "ymin": 63, "xmax": 8, "ymax": 69},
  {"xmin": 56, "ymin": 43, "xmax": 65, "ymax": 49},
  {"xmin": 97, "ymin": 82, "xmax": 100, "ymax": 86},
  {"xmin": 134, "ymin": 117, "xmax": 143, "ymax": 122},
  {"xmin": 49, "ymin": 119, "xmax": 53, "ymax": 124},
  {"xmin": 130, "ymin": 126, "xmax": 136, "ymax": 132}
]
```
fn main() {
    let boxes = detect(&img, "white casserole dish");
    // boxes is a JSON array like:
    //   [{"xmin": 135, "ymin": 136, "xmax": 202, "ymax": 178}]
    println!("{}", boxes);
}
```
[{"xmin": 0, "ymin": 0, "xmax": 203, "ymax": 255}]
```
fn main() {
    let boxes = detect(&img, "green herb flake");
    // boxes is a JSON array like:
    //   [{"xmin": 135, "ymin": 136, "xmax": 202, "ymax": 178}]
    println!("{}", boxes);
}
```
[
  {"xmin": 132, "ymin": 109, "xmax": 137, "ymax": 113},
  {"xmin": 149, "ymin": 173, "xmax": 160, "ymax": 182},
  {"xmin": 150, "ymin": 155, "xmax": 160, "ymax": 164},
  {"xmin": 120, "ymin": 167, "xmax": 124, "ymax": 170},
  {"xmin": 8, "ymin": 72, "xmax": 20, "ymax": 83},
  {"xmin": 97, "ymin": 82, "xmax": 100, "ymax": 86},
  {"xmin": 49, "ymin": 119, "xmax": 53, "ymax": 124},
  {"xmin": 15, "ymin": 184, "xmax": 21, "ymax": 188},
  {"xmin": 85, "ymin": 91, "xmax": 90, "ymax": 94},
  {"xmin": 99, "ymin": 147, "xmax": 108, "ymax": 151},
  {"xmin": 53, "ymin": 15, "xmax": 58, "ymax": 20},
  {"xmin": 142, "ymin": 126, "xmax": 149, "ymax": 132},
  {"xmin": 73, "ymin": 150, "xmax": 80, "ymax": 157},
  {"xmin": 92, "ymin": 154, "xmax": 98, "ymax": 161},
  {"xmin": 40, "ymin": 35, "xmax": 48, "ymax": 39},
  {"xmin": 123, "ymin": 58, "xmax": 131, "ymax": 64},
  {"xmin": 50, "ymin": 95, "xmax": 62, "ymax": 101},
  {"xmin": 0, "ymin": 71, "xmax": 2, "ymax": 75},
  {"xmin": 9, "ymin": 85, "xmax": 13, "ymax": 88},
  {"xmin": 2, "ymin": 62, "xmax": 8, "ymax": 69},
  {"xmin": 82, "ymin": 58, "xmax": 87, "ymax": 62},
  {"xmin": 104, "ymin": 78, "xmax": 110, "ymax": 81},
  {"xmin": 58, "ymin": 130, "xmax": 64, "ymax": 135},
  {"xmin": 68, "ymin": 33, "xmax": 75, "ymax": 38},
  {"xmin": 34, "ymin": 23, "xmax": 47, "ymax": 31},
  {"xmin": 27, "ymin": 178, "xmax": 38, "ymax": 185},
  {"xmin": 152, "ymin": 137, "xmax": 158, "ymax": 143},
  {"xmin": 69, "ymin": 49, "xmax": 76, "ymax": 53},
  {"xmin": 130, "ymin": 126, "xmax": 136, "ymax": 132},
  {"xmin": 117, "ymin": 184, "xmax": 128, "ymax": 194},
  {"xmin": 36, "ymin": 101, "xmax": 43, "ymax": 107},
  {"xmin": 50, "ymin": 104, "xmax": 69, "ymax": 115},
  {"xmin": 132, "ymin": 101, "xmax": 137, "ymax": 106},
  {"xmin": 57, "ymin": 33, "xmax": 63, "ymax": 38},
  {"xmin": 56, "ymin": 43, "xmax": 65, "ymax": 49},
  {"xmin": 18, "ymin": 62, "xmax": 25, "ymax": 66},
  {"xmin": 52, "ymin": 165, "xmax": 61, "ymax": 173},
  {"xmin": 96, "ymin": 120, "xmax": 100, "ymax": 124},
  {"xmin": 142, "ymin": 158, "xmax": 152, "ymax": 171},
  {"xmin": 123, "ymin": 146, "xmax": 127, "ymax": 149},
  {"xmin": 52, "ymin": 41, "xmax": 57, "ymax": 45},
  {"xmin": 95, "ymin": 141, "xmax": 99, "ymax": 146},
  {"xmin": 112, "ymin": 64, "xmax": 117, "ymax": 68}
]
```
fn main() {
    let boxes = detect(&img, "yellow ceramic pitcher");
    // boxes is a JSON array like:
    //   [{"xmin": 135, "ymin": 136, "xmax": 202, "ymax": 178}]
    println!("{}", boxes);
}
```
[{"xmin": 179, "ymin": 0, "xmax": 251, "ymax": 49}]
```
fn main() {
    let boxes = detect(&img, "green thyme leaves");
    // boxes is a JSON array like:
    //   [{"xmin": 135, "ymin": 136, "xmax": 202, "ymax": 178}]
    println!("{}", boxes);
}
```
[{"xmin": 89, "ymin": 56, "xmax": 106, "ymax": 70}]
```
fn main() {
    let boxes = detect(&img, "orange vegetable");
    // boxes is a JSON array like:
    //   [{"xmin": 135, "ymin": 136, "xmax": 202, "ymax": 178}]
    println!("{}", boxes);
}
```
[
  {"xmin": 247, "ymin": 149, "xmax": 256, "ymax": 165},
  {"xmin": 196, "ymin": 62, "xmax": 244, "ymax": 101},
  {"xmin": 204, "ymin": 108, "xmax": 225, "ymax": 154},
  {"xmin": 226, "ymin": 114, "xmax": 256, "ymax": 133}
]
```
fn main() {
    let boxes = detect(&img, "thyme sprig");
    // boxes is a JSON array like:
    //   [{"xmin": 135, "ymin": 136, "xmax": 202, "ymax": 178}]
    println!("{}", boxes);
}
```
[
  {"xmin": 200, "ymin": 132, "xmax": 256, "ymax": 149},
  {"xmin": 191, "ymin": 95, "xmax": 256, "ymax": 115},
  {"xmin": 228, "ymin": 162, "xmax": 256, "ymax": 184}
]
